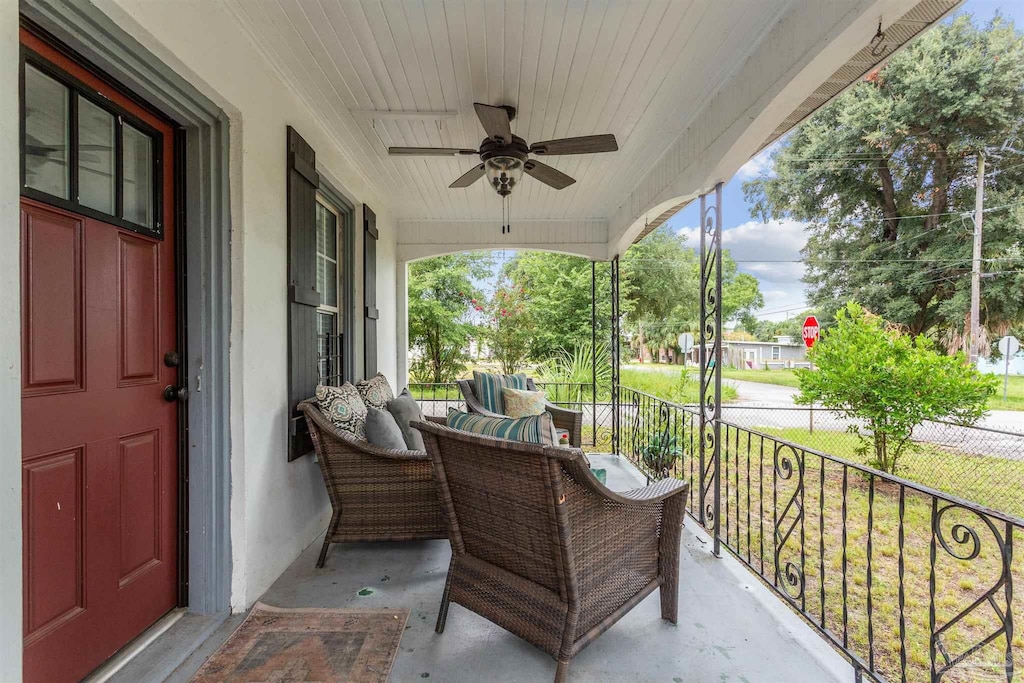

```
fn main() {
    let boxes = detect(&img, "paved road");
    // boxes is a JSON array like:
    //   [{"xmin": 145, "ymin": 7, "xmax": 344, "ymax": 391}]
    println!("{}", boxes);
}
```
[{"xmin": 630, "ymin": 366, "xmax": 1024, "ymax": 459}]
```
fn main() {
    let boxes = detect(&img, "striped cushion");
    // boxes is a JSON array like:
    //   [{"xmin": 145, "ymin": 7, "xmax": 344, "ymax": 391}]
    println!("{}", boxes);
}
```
[
  {"xmin": 446, "ymin": 409, "xmax": 555, "ymax": 446},
  {"xmin": 472, "ymin": 371, "xmax": 528, "ymax": 415}
]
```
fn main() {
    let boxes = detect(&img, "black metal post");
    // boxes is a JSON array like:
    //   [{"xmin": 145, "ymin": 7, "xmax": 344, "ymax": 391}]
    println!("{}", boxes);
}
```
[
  {"xmin": 611, "ymin": 255, "xmax": 620, "ymax": 455},
  {"xmin": 698, "ymin": 183, "xmax": 723, "ymax": 556},
  {"xmin": 591, "ymin": 260, "xmax": 597, "ymax": 448}
]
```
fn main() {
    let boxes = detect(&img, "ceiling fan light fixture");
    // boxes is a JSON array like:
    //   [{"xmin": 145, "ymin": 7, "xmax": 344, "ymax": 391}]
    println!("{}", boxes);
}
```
[{"xmin": 484, "ymin": 156, "xmax": 523, "ymax": 197}]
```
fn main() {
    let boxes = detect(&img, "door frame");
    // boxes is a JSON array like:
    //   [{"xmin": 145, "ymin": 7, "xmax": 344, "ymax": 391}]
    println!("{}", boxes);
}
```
[{"xmin": 20, "ymin": 1, "xmax": 233, "ymax": 616}]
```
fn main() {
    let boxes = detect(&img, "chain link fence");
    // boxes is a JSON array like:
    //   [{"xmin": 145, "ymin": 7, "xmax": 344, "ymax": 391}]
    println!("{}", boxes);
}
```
[
  {"xmin": 719, "ymin": 405, "xmax": 1024, "ymax": 519},
  {"xmin": 412, "ymin": 383, "xmax": 1024, "ymax": 518}
]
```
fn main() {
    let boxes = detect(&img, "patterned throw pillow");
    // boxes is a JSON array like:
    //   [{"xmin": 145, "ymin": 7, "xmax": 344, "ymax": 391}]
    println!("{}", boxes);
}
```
[
  {"xmin": 446, "ymin": 408, "xmax": 555, "ymax": 446},
  {"xmin": 356, "ymin": 372, "xmax": 394, "ymax": 411},
  {"xmin": 316, "ymin": 383, "xmax": 367, "ymax": 440},
  {"xmin": 501, "ymin": 387, "xmax": 547, "ymax": 418},
  {"xmin": 472, "ymin": 371, "xmax": 528, "ymax": 415}
]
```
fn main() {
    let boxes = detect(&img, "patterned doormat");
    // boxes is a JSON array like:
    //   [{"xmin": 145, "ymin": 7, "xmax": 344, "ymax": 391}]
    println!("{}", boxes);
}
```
[{"xmin": 191, "ymin": 603, "xmax": 409, "ymax": 682}]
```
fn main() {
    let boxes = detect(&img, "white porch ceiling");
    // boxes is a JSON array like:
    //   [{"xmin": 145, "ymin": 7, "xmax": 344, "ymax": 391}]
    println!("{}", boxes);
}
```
[{"xmin": 225, "ymin": 0, "xmax": 793, "ymax": 222}]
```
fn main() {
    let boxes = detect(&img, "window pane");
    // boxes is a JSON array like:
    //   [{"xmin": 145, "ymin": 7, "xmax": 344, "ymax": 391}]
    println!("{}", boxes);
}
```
[
  {"xmin": 324, "ymin": 260, "xmax": 338, "ymax": 308},
  {"xmin": 122, "ymin": 123, "xmax": 154, "ymax": 227},
  {"xmin": 317, "ymin": 312, "xmax": 337, "ymax": 385},
  {"xmin": 24, "ymin": 65, "xmax": 70, "ymax": 198},
  {"xmin": 78, "ymin": 98, "xmax": 115, "ymax": 214},
  {"xmin": 315, "ymin": 201, "xmax": 339, "ymax": 308}
]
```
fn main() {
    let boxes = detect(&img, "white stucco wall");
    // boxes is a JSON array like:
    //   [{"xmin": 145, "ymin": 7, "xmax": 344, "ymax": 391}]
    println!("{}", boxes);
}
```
[
  {"xmin": 91, "ymin": 0, "xmax": 400, "ymax": 610},
  {"xmin": 0, "ymin": 3, "xmax": 24, "ymax": 680}
]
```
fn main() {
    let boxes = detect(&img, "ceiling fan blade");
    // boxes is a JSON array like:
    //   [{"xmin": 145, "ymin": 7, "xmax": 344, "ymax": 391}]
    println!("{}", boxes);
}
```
[
  {"xmin": 473, "ymin": 103, "xmax": 512, "ymax": 143},
  {"xmin": 389, "ymin": 147, "xmax": 477, "ymax": 156},
  {"xmin": 449, "ymin": 163, "xmax": 486, "ymax": 188},
  {"xmin": 524, "ymin": 160, "xmax": 575, "ymax": 190},
  {"xmin": 529, "ymin": 134, "xmax": 618, "ymax": 156}
]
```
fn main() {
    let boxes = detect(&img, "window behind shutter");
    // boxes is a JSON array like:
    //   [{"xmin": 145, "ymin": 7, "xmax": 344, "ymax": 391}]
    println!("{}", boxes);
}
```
[
  {"xmin": 287, "ymin": 126, "xmax": 319, "ymax": 461},
  {"xmin": 363, "ymin": 205, "xmax": 378, "ymax": 378}
]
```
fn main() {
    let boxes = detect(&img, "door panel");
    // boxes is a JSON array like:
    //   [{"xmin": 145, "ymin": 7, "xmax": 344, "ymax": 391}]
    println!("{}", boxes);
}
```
[
  {"xmin": 22, "ymin": 447, "xmax": 85, "ymax": 643},
  {"xmin": 118, "ymin": 234, "xmax": 161, "ymax": 386},
  {"xmin": 20, "ymin": 31, "xmax": 180, "ymax": 682},
  {"xmin": 21, "ymin": 209, "xmax": 84, "ymax": 395}
]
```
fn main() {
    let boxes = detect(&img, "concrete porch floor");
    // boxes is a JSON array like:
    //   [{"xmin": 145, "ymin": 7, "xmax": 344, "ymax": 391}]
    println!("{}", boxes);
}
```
[{"xmin": 130, "ymin": 455, "xmax": 850, "ymax": 682}]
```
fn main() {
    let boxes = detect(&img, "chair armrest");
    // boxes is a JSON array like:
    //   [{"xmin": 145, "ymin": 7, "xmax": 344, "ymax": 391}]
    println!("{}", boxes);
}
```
[
  {"xmin": 562, "ymin": 457, "xmax": 689, "ymax": 507},
  {"xmin": 543, "ymin": 402, "xmax": 583, "ymax": 447}
]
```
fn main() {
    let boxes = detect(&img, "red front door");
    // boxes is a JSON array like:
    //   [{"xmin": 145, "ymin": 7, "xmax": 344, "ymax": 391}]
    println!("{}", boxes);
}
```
[{"xmin": 20, "ymin": 30, "xmax": 179, "ymax": 683}]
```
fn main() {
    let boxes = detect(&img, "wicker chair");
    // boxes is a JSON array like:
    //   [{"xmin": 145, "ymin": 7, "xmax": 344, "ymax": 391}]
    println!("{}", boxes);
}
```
[
  {"xmin": 456, "ymin": 378, "xmax": 583, "ymax": 447},
  {"xmin": 299, "ymin": 400, "xmax": 448, "ymax": 568},
  {"xmin": 415, "ymin": 420, "xmax": 689, "ymax": 683}
]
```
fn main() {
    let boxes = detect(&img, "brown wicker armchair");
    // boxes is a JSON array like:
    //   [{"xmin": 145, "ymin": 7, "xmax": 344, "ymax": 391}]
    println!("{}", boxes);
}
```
[
  {"xmin": 415, "ymin": 420, "xmax": 689, "ymax": 683},
  {"xmin": 456, "ymin": 378, "xmax": 583, "ymax": 447},
  {"xmin": 299, "ymin": 400, "xmax": 448, "ymax": 568}
]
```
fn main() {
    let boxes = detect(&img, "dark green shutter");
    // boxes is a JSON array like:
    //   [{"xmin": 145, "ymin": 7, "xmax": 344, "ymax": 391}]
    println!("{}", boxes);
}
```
[
  {"xmin": 287, "ymin": 126, "xmax": 319, "ymax": 461},
  {"xmin": 363, "ymin": 205, "xmax": 378, "ymax": 378}
]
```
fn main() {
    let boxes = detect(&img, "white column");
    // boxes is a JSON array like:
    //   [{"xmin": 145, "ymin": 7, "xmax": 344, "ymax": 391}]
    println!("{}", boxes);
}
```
[
  {"xmin": 0, "ymin": 4, "xmax": 24, "ymax": 677},
  {"xmin": 396, "ymin": 261, "xmax": 409, "ymax": 388}
]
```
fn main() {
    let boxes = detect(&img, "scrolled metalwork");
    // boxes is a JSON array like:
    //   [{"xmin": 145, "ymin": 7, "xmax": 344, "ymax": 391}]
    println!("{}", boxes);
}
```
[
  {"xmin": 930, "ymin": 501, "xmax": 1014, "ymax": 682},
  {"xmin": 697, "ymin": 184, "xmax": 723, "ymax": 552},
  {"xmin": 773, "ymin": 443, "xmax": 804, "ymax": 603}
]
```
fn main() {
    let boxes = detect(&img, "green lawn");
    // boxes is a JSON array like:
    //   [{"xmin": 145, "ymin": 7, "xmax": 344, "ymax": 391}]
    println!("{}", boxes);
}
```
[
  {"xmin": 721, "ymin": 367, "xmax": 802, "ymax": 388},
  {"xmin": 721, "ymin": 367, "xmax": 1024, "ymax": 411},
  {"xmin": 619, "ymin": 367, "xmax": 737, "ymax": 404}
]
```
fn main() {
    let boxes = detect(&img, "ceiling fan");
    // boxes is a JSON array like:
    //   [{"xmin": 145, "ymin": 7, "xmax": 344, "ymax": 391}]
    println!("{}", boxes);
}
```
[{"xmin": 388, "ymin": 103, "xmax": 618, "ymax": 196}]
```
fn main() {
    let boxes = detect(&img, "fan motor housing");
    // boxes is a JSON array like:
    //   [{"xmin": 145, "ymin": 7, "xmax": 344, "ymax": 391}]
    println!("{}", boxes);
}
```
[{"xmin": 479, "ymin": 136, "xmax": 529, "ymax": 163}]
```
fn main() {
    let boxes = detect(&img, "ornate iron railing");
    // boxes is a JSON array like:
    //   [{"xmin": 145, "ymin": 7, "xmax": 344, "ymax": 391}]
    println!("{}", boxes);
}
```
[{"xmin": 616, "ymin": 384, "xmax": 1022, "ymax": 683}]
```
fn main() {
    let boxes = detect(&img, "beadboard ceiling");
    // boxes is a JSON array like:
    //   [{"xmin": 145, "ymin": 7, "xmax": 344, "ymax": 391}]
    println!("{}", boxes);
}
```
[{"xmin": 225, "ymin": 0, "xmax": 792, "ymax": 221}]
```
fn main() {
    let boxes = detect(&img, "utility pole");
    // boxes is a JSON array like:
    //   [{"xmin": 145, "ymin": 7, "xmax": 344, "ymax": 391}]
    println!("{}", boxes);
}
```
[{"xmin": 969, "ymin": 153, "xmax": 984, "ymax": 366}]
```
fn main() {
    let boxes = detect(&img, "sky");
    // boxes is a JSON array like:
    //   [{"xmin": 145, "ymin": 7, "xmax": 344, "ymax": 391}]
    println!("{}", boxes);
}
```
[{"xmin": 666, "ymin": 0, "xmax": 1024, "ymax": 322}]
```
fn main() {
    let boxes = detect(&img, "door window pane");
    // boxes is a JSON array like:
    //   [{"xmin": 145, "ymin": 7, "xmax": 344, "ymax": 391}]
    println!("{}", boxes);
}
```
[
  {"xmin": 24, "ymin": 65, "xmax": 70, "ymax": 198},
  {"xmin": 77, "ymin": 98, "xmax": 115, "ymax": 214},
  {"xmin": 122, "ymin": 123, "xmax": 154, "ymax": 227}
]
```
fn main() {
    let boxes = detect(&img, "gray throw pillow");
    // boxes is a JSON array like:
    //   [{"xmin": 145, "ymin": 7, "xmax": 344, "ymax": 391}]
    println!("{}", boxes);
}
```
[
  {"xmin": 365, "ymin": 407, "xmax": 408, "ymax": 451},
  {"xmin": 387, "ymin": 388, "xmax": 426, "ymax": 452}
]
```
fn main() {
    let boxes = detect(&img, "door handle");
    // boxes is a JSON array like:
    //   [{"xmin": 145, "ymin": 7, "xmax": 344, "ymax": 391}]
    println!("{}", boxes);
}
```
[{"xmin": 163, "ymin": 385, "xmax": 188, "ymax": 403}]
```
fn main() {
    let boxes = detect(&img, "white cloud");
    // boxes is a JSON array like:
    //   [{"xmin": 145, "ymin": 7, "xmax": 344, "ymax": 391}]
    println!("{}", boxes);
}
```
[
  {"xmin": 736, "ymin": 140, "xmax": 783, "ymax": 181},
  {"xmin": 678, "ymin": 219, "xmax": 810, "ymax": 321}
]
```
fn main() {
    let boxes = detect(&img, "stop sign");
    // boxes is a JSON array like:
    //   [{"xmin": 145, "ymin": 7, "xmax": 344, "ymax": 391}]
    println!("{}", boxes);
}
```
[{"xmin": 802, "ymin": 316, "xmax": 820, "ymax": 348}]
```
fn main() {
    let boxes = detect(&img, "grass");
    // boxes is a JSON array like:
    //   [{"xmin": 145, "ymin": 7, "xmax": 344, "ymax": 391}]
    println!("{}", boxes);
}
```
[
  {"xmin": 755, "ymin": 427, "xmax": 1024, "ymax": 520},
  {"xmin": 720, "ymin": 368, "xmax": 1024, "ymax": 411},
  {"xmin": 619, "ymin": 367, "xmax": 737, "ymax": 404},
  {"xmin": 721, "ymin": 367, "xmax": 802, "ymax": 388}
]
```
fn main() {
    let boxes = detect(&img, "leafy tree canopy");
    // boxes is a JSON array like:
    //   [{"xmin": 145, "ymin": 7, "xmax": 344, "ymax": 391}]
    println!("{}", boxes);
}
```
[
  {"xmin": 621, "ymin": 226, "xmax": 763, "ymax": 355},
  {"xmin": 501, "ymin": 252, "xmax": 611, "ymax": 361},
  {"xmin": 408, "ymin": 252, "xmax": 492, "ymax": 382},
  {"xmin": 745, "ymin": 16, "xmax": 1024, "ymax": 348}
]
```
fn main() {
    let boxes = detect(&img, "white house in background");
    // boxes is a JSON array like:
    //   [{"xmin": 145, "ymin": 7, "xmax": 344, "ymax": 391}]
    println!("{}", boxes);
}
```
[
  {"xmin": 1, "ymin": 0, "xmax": 959, "ymax": 680},
  {"xmin": 722, "ymin": 337, "xmax": 809, "ymax": 370}
]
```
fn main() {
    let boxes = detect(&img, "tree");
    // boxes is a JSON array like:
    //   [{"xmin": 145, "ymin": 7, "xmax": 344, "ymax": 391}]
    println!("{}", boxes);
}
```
[
  {"xmin": 745, "ymin": 16, "xmax": 1024, "ymax": 347},
  {"xmin": 621, "ymin": 226, "xmax": 763, "ymax": 361},
  {"xmin": 486, "ymin": 279, "xmax": 534, "ymax": 374},
  {"xmin": 621, "ymin": 226, "xmax": 699, "ymax": 360},
  {"xmin": 795, "ymin": 303, "xmax": 995, "ymax": 474},
  {"xmin": 501, "ymin": 252, "xmax": 611, "ymax": 361},
  {"xmin": 740, "ymin": 311, "xmax": 811, "ymax": 341},
  {"xmin": 408, "ymin": 253, "xmax": 492, "ymax": 383}
]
